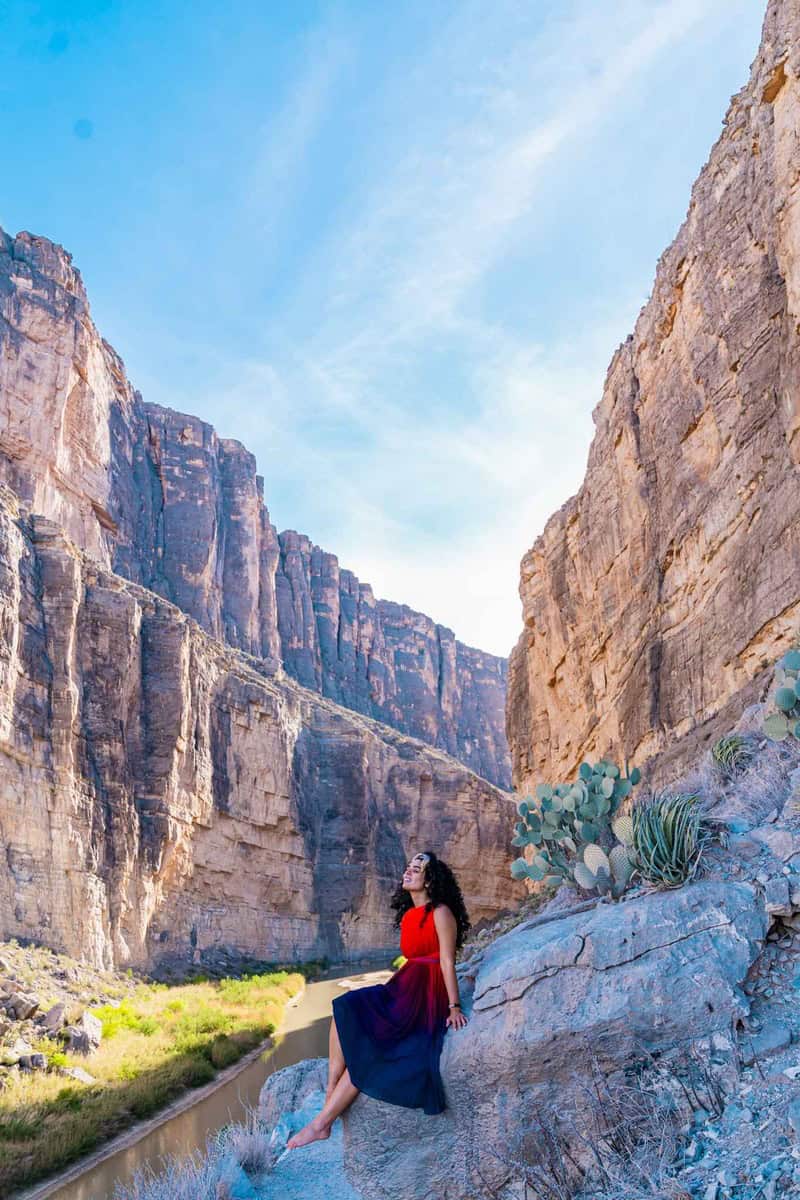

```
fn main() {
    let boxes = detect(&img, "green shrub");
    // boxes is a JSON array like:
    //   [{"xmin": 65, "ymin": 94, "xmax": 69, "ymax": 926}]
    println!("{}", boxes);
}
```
[
  {"xmin": 711, "ymin": 732, "xmax": 758, "ymax": 776},
  {"xmin": 53, "ymin": 1087, "xmax": 83, "ymax": 1112},
  {"xmin": 627, "ymin": 791, "xmax": 709, "ymax": 887},
  {"xmin": 94, "ymin": 1000, "xmax": 156, "ymax": 1039},
  {"xmin": 209, "ymin": 1036, "xmax": 241, "ymax": 1069}
]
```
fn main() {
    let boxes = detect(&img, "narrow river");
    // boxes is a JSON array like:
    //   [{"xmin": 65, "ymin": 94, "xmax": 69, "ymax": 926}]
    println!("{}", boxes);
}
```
[{"xmin": 20, "ymin": 961, "xmax": 392, "ymax": 1200}]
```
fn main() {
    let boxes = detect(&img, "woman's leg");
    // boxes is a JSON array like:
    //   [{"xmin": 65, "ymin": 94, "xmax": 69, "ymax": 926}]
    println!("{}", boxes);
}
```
[
  {"xmin": 327, "ymin": 1016, "xmax": 346, "ymax": 1098},
  {"xmin": 286, "ymin": 1068, "xmax": 359, "ymax": 1149}
]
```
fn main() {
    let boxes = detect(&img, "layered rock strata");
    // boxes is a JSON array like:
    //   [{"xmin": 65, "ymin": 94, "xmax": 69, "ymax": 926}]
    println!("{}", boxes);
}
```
[
  {"xmin": 277, "ymin": 532, "xmax": 509, "ymax": 785},
  {"xmin": 0, "ymin": 226, "xmax": 510, "ymax": 787},
  {"xmin": 508, "ymin": 0, "xmax": 800, "ymax": 793},
  {"xmin": 0, "ymin": 484, "xmax": 519, "ymax": 969}
]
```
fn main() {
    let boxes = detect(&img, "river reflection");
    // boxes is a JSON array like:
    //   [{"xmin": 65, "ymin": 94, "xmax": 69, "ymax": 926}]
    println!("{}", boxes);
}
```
[{"xmin": 20, "ymin": 962, "xmax": 392, "ymax": 1200}]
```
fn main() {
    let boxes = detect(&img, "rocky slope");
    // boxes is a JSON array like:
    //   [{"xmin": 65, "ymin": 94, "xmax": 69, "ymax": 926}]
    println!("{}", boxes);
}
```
[
  {"xmin": 0, "ymin": 481, "xmax": 520, "ymax": 970},
  {"xmin": 507, "ymin": 0, "xmax": 800, "ymax": 795},
  {"xmin": 246, "ymin": 708, "xmax": 800, "ymax": 1200},
  {"xmin": 0, "ymin": 227, "xmax": 510, "ymax": 787}
]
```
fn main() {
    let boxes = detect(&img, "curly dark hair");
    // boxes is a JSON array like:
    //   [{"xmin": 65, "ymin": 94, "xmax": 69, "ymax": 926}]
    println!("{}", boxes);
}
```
[{"xmin": 389, "ymin": 850, "xmax": 471, "ymax": 951}]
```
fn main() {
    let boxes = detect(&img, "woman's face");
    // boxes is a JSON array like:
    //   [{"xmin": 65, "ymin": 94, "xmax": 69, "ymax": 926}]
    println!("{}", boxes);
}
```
[{"xmin": 402, "ymin": 855, "xmax": 429, "ymax": 892}]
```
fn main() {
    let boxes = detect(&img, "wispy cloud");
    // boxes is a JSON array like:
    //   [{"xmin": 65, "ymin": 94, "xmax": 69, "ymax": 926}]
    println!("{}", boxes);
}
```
[
  {"xmin": 209, "ymin": 0, "xmax": 756, "ymax": 655},
  {"xmin": 311, "ymin": 0, "xmax": 725, "ymax": 355},
  {"xmin": 239, "ymin": 27, "xmax": 350, "ymax": 246}
]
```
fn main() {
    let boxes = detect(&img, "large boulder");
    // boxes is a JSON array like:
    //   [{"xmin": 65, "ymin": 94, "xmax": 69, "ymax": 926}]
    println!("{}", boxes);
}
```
[
  {"xmin": 259, "ymin": 1058, "xmax": 328, "ymax": 1129},
  {"xmin": 341, "ymin": 880, "xmax": 767, "ymax": 1200},
  {"xmin": 258, "ymin": 1059, "xmax": 362, "ymax": 1199}
]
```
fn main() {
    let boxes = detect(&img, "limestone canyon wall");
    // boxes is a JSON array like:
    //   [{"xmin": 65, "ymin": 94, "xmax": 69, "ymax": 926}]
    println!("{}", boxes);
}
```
[
  {"xmin": 277, "ymin": 532, "xmax": 509, "ymax": 786},
  {"xmin": 508, "ymin": 0, "xmax": 800, "ymax": 793},
  {"xmin": 0, "ymin": 227, "xmax": 510, "ymax": 788},
  {"xmin": 0, "ymin": 484, "xmax": 519, "ymax": 970}
]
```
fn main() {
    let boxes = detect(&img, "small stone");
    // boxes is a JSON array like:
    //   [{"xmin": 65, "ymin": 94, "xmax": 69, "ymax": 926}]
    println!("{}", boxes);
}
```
[
  {"xmin": 40, "ymin": 1002, "xmax": 66, "ymax": 1033},
  {"xmin": 765, "ymin": 876, "xmax": 792, "ymax": 916},
  {"xmin": 742, "ymin": 1021, "xmax": 792, "ymax": 1065},
  {"xmin": 61, "ymin": 1065, "xmax": 95, "ymax": 1083},
  {"xmin": 6, "ymin": 993, "xmax": 39, "ymax": 1021}
]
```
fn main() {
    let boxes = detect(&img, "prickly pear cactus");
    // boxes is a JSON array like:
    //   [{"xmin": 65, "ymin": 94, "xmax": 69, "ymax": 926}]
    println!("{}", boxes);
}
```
[
  {"xmin": 763, "ymin": 648, "xmax": 800, "ymax": 741},
  {"xmin": 510, "ymin": 757, "xmax": 642, "ymax": 897}
]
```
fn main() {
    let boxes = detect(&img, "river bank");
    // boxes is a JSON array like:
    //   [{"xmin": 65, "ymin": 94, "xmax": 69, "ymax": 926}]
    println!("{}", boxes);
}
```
[
  {"xmin": 10, "ymin": 960, "xmax": 394, "ymax": 1200},
  {"xmin": 0, "ymin": 953, "xmax": 319, "ymax": 1198}
]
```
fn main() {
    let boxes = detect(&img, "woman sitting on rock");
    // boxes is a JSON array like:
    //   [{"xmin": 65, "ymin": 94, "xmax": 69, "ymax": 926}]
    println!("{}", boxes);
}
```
[{"xmin": 286, "ymin": 850, "xmax": 471, "ymax": 1148}]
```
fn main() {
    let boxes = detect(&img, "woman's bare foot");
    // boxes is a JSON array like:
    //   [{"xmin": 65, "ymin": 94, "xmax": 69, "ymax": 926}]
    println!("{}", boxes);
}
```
[{"xmin": 286, "ymin": 1116, "xmax": 332, "ymax": 1149}]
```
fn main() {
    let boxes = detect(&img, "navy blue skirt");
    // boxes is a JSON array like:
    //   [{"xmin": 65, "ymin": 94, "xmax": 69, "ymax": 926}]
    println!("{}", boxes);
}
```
[{"xmin": 332, "ymin": 971, "xmax": 447, "ymax": 1114}]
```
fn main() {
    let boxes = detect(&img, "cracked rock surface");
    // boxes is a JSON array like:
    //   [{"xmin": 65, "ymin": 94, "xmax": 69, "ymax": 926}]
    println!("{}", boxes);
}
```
[{"xmin": 337, "ymin": 882, "xmax": 768, "ymax": 1200}]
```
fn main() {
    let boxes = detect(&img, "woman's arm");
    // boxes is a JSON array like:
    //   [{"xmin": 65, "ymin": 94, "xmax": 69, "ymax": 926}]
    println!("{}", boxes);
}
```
[{"xmin": 433, "ymin": 905, "xmax": 468, "ymax": 1030}]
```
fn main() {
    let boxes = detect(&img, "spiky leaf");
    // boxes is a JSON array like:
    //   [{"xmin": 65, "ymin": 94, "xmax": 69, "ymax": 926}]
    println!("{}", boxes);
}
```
[{"xmin": 776, "ymin": 687, "xmax": 798, "ymax": 713}]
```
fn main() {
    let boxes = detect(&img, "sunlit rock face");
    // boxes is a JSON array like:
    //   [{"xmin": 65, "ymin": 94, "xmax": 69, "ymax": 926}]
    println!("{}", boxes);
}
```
[
  {"xmin": 0, "ymin": 226, "xmax": 510, "ymax": 787},
  {"xmin": 0, "ymin": 486, "xmax": 521, "ymax": 969},
  {"xmin": 0, "ymin": 226, "xmax": 520, "ymax": 969},
  {"xmin": 508, "ymin": 0, "xmax": 800, "ymax": 794}
]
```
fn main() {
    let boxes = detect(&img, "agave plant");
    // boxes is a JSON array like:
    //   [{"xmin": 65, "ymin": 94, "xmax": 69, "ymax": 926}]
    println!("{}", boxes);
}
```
[
  {"xmin": 711, "ymin": 732, "xmax": 759, "ymax": 777},
  {"xmin": 623, "ymin": 791, "xmax": 709, "ymax": 888},
  {"xmin": 763, "ymin": 647, "xmax": 800, "ymax": 741}
]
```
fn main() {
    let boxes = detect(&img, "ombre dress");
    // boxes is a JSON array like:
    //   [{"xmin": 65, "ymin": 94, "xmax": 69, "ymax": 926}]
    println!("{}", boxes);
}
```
[{"xmin": 331, "ymin": 902, "xmax": 451, "ymax": 1114}]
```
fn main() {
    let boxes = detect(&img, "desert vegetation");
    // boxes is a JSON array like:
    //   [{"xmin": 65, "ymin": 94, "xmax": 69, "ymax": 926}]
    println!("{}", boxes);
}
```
[{"xmin": 0, "ymin": 967, "xmax": 307, "ymax": 1194}]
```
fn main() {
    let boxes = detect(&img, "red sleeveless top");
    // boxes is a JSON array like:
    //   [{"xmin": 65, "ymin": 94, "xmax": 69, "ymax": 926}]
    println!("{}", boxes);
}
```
[
  {"xmin": 400, "ymin": 902, "xmax": 443, "ymax": 959},
  {"xmin": 394, "ymin": 904, "xmax": 451, "ymax": 1032}
]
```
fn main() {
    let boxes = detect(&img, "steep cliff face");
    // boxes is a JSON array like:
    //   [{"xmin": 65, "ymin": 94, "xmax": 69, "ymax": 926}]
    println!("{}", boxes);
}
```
[
  {"xmin": 508, "ymin": 0, "xmax": 800, "ymax": 793},
  {"xmin": 277, "ymin": 533, "xmax": 509, "ymax": 786},
  {"xmin": 0, "ymin": 484, "xmax": 519, "ymax": 969},
  {"xmin": 0, "ymin": 228, "xmax": 510, "ymax": 787}
]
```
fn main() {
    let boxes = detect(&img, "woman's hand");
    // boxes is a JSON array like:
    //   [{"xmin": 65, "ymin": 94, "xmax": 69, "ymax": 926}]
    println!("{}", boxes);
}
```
[{"xmin": 446, "ymin": 1007, "xmax": 468, "ymax": 1031}]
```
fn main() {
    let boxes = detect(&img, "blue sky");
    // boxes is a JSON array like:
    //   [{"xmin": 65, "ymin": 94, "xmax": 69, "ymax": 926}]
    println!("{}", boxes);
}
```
[{"xmin": 1, "ymin": 0, "xmax": 765, "ymax": 656}]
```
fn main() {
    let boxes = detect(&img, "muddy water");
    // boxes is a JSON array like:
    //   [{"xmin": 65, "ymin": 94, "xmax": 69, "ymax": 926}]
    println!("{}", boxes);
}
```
[{"xmin": 24, "ymin": 962, "xmax": 392, "ymax": 1200}]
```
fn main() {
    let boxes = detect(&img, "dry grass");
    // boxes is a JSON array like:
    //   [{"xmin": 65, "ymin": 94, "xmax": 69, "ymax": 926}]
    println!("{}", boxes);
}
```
[
  {"xmin": 475, "ymin": 1049, "xmax": 726, "ymax": 1200},
  {"xmin": 111, "ymin": 1100, "xmax": 277, "ymax": 1200},
  {"xmin": 0, "ymin": 970, "xmax": 305, "ymax": 1195},
  {"xmin": 680, "ymin": 722, "xmax": 800, "ymax": 827}
]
